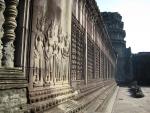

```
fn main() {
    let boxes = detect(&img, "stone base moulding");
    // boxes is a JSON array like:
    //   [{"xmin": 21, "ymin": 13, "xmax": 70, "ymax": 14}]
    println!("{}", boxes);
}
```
[{"xmin": 0, "ymin": 68, "xmax": 28, "ymax": 113}]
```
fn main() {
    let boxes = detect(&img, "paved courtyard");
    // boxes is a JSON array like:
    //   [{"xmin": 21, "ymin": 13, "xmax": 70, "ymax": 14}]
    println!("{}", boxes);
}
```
[{"xmin": 113, "ymin": 87, "xmax": 150, "ymax": 113}]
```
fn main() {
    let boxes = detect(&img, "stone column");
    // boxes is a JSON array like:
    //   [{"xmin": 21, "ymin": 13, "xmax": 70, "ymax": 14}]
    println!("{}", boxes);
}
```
[
  {"xmin": 0, "ymin": 0, "xmax": 5, "ymax": 67},
  {"xmin": 2, "ymin": 0, "xmax": 18, "ymax": 67}
]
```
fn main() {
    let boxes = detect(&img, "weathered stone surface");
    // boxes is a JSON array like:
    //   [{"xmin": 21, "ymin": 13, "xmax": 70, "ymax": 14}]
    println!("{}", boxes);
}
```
[
  {"xmin": 0, "ymin": 68, "xmax": 28, "ymax": 112},
  {"xmin": 0, "ymin": 88, "xmax": 27, "ymax": 113}
]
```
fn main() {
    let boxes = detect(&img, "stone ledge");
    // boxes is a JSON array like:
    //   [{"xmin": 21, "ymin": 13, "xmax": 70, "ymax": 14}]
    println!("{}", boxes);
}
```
[
  {"xmin": 103, "ymin": 86, "xmax": 119, "ymax": 113},
  {"xmin": 0, "ymin": 68, "xmax": 27, "ymax": 89},
  {"xmin": 44, "ymin": 81, "xmax": 116, "ymax": 113}
]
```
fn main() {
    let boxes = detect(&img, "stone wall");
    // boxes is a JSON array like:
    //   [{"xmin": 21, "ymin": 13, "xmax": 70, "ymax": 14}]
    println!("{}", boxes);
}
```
[
  {"xmin": 71, "ymin": 0, "xmax": 117, "ymax": 87},
  {"xmin": 0, "ymin": 0, "xmax": 28, "ymax": 112},
  {"xmin": 0, "ymin": 0, "xmax": 117, "ymax": 113}
]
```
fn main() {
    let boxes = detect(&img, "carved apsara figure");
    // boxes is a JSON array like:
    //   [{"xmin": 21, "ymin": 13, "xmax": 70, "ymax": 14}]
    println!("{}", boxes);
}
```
[
  {"xmin": 33, "ymin": 16, "xmax": 45, "ymax": 86},
  {"xmin": 56, "ymin": 27, "xmax": 64, "ymax": 81},
  {"xmin": 44, "ymin": 20, "xmax": 54, "ymax": 84},
  {"xmin": 62, "ymin": 35, "xmax": 70, "ymax": 81},
  {"xmin": 51, "ymin": 24, "xmax": 59, "ymax": 83}
]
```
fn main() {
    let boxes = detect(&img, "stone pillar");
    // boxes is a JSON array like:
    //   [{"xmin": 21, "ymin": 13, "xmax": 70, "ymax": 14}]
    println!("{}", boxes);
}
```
[
  {"xmin": 2, "ymin": 0, "xmax": 18, "ymax": 67},
  {"xmin": 0, "ymin": 0, "xmax": 5, "ymax": 67}
]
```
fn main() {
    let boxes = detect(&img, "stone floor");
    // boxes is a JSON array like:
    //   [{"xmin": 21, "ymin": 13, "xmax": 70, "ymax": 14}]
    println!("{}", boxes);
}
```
[{"xmin": 113, "ymin": 87, "xmax": 150, "ymax": 113}]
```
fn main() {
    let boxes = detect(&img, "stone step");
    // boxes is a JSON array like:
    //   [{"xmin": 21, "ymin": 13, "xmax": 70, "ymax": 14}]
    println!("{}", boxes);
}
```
[
  {"xmin": 44, "ymin": 81, "xmax": 116, "ymax": 113},
  {"xmin": 29, "ymin": 91, "xmax": 76, "ymax": 113},
  {"xmin": 29, "ymin": 86, "xmax": 72, "ymax": 98},
  {"xmin": 28, "ymin": 86, "xmax": 77, "ymax": 112},
  {"xmin": 95, "ymin": 85, "xmax": 117, "ymax": 113},
  {"xmin": 103, "ymin": 86, "xmax": 119, "ymax": 113},
  {"xmin": 30, "ymin": 88, "xmax": 74, "ymax": 104},
  {"xmin": 80, "ymin": 83, "xmax": 116, "ymax": 113},
  {"xmin": 74, "ymin": 82, "xmax": 105, "ymax": 100},
  {"xmin": 74, "ymin": 80, "xmax": 114, "ymax": 101}
]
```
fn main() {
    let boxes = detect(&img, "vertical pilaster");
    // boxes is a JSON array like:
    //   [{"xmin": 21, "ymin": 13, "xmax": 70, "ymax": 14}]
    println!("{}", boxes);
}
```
[
  {"xmin": 102, "ymin": 49, "xmax": 104, "ymax": 80},
  {"xmin": 107, "ymin": 59, "xmax": 109, "ymax": 79},
  {"xmin": 76, "ymin": 0, "xmax": 79, "ymax": 20},
  {"xmin": 106, "ymin": 58, "xmax": 108, "ymax": 80},
  {"xmin": 99, "ymin": 49, "xmax": 101, "ymax": 79},
  {"xmin": 93, "ymin": 23, "xmax": 96, "ymax": 79},
  {"xmin": 0, "ymin": 0, "xmax": 5, "ymax": 67},
  {"xmin": 104, "ymin": 55, "xmax": 107, "ymax": 80},
  {"xmin": 109, "ymin": 63, "xmax": 110, "ymax": 79},
  {"xmin": 80, "ymin": 0, "xmax": 82, "ymax": 25},
  {"xmin": 84, "ymin": 13, "xmax": 88, "ymax": 84},
  {"xmin": 2, "ymin": 0, "xmax": 18, "ymax": 67}
]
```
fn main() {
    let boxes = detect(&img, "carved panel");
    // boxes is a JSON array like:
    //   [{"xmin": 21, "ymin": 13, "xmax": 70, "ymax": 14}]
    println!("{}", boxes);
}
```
[
  {"xmin": 29, "ymin": 0, "xmax": 71, "ymax": 89},
  {"xmin": 28, "ymin": 0, "xmax": 72, "ymax": 111},
  {"xmin": 95, "ymin": 44, "xmax": 100, "ymax": 78},
  {"xmin": 71, "ymin": 20, "xmax": 77, "ymax": 80},
  {"xmin": 71, "ymin": 15, "xmax": 85, "ymax": 80},
  {"xmin": 100, "ymin": 50, "xmax": 104, "ymax": 79},
  {"xmin": 87, "ymin": 34, "xmax": 94, "ymax": 79},
  {"xmin": 104, "ymin": 55, "xmax": 107, "ymax": 79}
]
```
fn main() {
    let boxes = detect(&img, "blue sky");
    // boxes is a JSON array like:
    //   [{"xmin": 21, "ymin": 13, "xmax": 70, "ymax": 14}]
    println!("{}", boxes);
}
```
[{"xmin": 96, "ymin": 0, "xmax": 150, "ymax": 53}]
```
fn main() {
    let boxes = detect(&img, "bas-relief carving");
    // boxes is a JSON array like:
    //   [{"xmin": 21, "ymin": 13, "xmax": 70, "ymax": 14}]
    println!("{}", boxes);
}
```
[
  {"xmin": 32, "ymin": 3, "xmax": 70, "ymax": 87},
  {"xmin": 62, "ymin": 35, "xmax": 70, "ymax": 81},
  {"xmin": 33, "ymin": 16, "xmax": 45, "ymax": 86}
]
